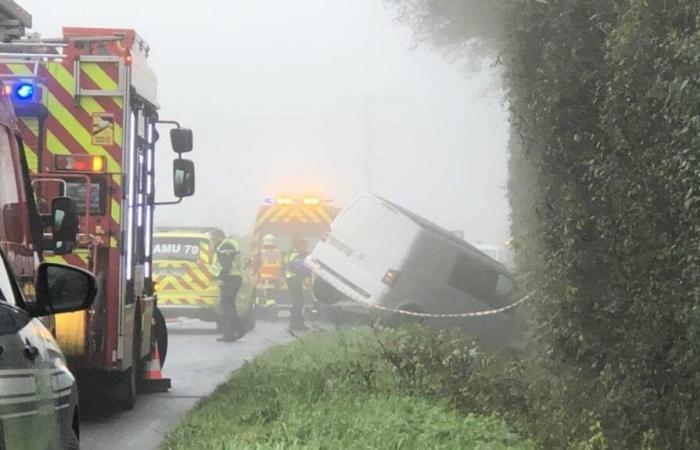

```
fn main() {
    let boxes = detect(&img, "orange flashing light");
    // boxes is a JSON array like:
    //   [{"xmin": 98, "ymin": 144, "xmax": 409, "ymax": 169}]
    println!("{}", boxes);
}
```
[
  {"xmin": 92, "ymin": 155, "xmax": 105, "ymax": 172},
  {"xmin": 55, "ymin": 155, "xmax": 106, "ymax": 173}
]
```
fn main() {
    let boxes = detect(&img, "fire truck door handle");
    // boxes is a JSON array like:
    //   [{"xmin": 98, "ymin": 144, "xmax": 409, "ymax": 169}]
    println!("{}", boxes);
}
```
[{"xmin": 22, "ymin": 338, "xmax": 39, "ymax": 362}]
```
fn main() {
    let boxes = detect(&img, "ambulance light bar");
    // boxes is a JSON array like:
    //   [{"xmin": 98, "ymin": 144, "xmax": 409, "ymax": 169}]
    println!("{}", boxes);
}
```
[
  {"xmin": 302, "ymin": 197, "xmax": 321, "ymax": 205},
  {"xmin": 264, "ymin": 196, "xmax": 327, "ymax": 206},
  {"xmin": 55, "ymin": 155, "xmax": 106, "ymax": 173}
]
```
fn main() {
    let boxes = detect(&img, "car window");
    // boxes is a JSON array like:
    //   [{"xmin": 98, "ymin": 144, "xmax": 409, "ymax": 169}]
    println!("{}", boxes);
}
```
[
  {"xmin": 448, "ymin": 253, "xmax": 498, "ymax": 301},
  {"xmin": 0, "ymin": 252, "xmax": 18, "ymax": 306}
]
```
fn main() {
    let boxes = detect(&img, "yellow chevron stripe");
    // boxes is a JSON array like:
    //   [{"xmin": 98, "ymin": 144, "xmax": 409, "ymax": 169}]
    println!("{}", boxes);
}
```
[
  {"xmin": 110, "ymin": 198, "xmax": 121, "ymax": 225},
  {"xmin": 45, "ymin": 255, "xmax": 69, "ymax": 265},
  {"xmin": 7, "ymin": 63, "xmax": 31, "ymax": 75},
  {"xmin": 317, "ymin": 206, "xmax": 332, "ymax": 223},
  {"xmin": 81, "ymin": 62, "xmax": 119, "ymax": 92},
  {"xmin": 50, "ymin": 62, "xmax": 124, "ymax": 122},
  {"xmin": 189, "ymin": 269, "xmax": 210, "ymax": 286},
  {"xmin": 19, "ymin": 118, "xmax": 39, "ymax": 172},
  {"xmin": 45, "ymin": 91, "xmax": 121, "ymax": 171},
  {"xmin": 23, "ymin": 145, "xmax": 38, "ymax": 173},
  {"xmin": 256, "ymin": 207, "xmax": 277, "ymax": 227},
  {"xmin": 45, "ymin": 130, "xmax": 72, "ymax": 156},
  {"xmin": 110, "ymin": 236, "xmax": 118, "ymax": 248},
  {"xmin": 75, "ymin": 250, "xmax": 89, "ymax": 266}
]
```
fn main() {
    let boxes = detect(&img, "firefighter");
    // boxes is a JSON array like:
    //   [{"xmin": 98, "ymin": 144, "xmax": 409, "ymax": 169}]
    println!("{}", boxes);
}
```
[
  {"xmin": 255, "ymin": 234, "xmax": 283, "ymax": 306},
  {"xmin": 286, "ymin": 238, "xmax": 311, "ymax": 331},
  {"xmin": 214, "ymin": 237, "xmax": 244, "ymax": 342}
]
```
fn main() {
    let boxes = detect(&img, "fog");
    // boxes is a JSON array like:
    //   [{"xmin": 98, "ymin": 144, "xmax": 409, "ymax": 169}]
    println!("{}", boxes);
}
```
[{"xmin": 22, "ymin": 0, "xmax": 509, "ymax": 244}]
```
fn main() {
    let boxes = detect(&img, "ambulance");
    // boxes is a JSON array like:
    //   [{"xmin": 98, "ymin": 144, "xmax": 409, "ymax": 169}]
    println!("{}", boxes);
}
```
[
  {"xmin": 250, "ymin": 196, "xmax": 340, "ymax": 317},
  {"xmin": 152, "ymin": 227, "xmax": 255, "ymax": 331}
]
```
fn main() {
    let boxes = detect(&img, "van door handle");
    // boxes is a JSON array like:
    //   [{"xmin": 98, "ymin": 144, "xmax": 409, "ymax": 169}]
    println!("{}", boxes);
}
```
[{"xmin": 22, "ymin": 338, "xmax": 39, "ymax": 362}]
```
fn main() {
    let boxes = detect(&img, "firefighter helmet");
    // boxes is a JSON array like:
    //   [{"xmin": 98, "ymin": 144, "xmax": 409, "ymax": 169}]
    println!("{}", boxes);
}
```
[{"xmin": 263, "ymin": 234, "xmax": 276, "ymax": 246}]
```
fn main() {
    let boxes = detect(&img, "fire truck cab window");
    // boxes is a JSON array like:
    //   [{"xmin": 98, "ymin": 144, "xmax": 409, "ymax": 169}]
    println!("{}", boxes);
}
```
[{"xmin": 64, "ymin": 181, "xmax": 105, "ymax": 215}]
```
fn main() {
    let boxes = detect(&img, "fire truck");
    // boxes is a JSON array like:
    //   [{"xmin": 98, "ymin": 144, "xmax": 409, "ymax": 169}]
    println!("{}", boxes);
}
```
[
  {"xmin": 0, "ymin": 15, "xmax": 196, "ymax": 409},
  {"xmin": 250, "ymin": 196, "xmax": 340, "ymax": 318}
]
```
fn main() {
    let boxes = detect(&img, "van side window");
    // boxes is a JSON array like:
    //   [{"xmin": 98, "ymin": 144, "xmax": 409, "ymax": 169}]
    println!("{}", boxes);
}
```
[
  {"xmin": 495, "ymin": 274, "xmax": 515, "ymax": 297},
  {"xmin": 448, "ymin": 254, "xmax": 498, "ymax": 300}
]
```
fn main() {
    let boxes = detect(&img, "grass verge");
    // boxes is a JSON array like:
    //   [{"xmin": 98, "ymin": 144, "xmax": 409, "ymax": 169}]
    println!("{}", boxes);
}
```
[{"xmin": 161, "ymin": 327, "xmax": 533, "ymax": 449}]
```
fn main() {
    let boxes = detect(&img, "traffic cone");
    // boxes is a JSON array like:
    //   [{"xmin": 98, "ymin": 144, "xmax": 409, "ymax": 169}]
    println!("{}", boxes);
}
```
[
  {"xmin": 139, "ymin": 343, "xmax": 171, "ymax": 393},
  {"xmin": 143, "ymin": 344, "xmax": 163, "ymax": 380}
]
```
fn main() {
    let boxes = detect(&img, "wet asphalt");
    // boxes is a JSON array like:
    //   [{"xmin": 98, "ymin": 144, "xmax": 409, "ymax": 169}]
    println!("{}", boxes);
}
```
[{"xmin": 79, "ymin": 320, "xmax": 294, "ymax": 450}]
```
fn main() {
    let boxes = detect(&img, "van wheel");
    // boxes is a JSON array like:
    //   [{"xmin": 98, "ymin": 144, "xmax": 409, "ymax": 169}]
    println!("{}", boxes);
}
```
[{"xmin": 311, "ymin": 276, "xmax": 344, "ymax": 305}]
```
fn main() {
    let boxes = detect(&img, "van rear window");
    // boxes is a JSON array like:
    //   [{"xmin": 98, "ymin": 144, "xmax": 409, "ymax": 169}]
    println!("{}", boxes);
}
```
[{"xmin": 448, "ymin": 254, "xmax": 498, "ymax": 301}]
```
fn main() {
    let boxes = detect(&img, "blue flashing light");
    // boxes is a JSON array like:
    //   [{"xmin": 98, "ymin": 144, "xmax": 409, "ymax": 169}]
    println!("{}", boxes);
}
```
[
  {"xmin": 263, "ymin": 197, "xmax": 275, "ymax": 205},
  {"xmin": 14, "ymin": 83, "xmax": 34, "ymax": 100}
]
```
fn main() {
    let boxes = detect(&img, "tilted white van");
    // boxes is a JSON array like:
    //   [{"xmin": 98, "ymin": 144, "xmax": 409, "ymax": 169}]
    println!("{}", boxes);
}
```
[{"xmin": 307, "ymin": 194, "xmax": 523, "ymax": 345}]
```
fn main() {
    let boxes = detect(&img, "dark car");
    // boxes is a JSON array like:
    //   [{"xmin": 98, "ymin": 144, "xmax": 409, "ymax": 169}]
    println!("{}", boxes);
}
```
[{"xmin": 0, "ymin": 252, "xmax": 96, "ymax": 450}]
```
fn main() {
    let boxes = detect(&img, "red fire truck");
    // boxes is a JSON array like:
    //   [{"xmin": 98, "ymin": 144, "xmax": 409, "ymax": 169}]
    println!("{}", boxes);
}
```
[{"xmin": 0, "ymin": 24, "xmax": 196, "ymax": 409}]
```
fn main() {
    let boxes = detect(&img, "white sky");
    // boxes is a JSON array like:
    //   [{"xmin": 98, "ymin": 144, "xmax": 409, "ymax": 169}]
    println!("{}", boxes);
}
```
[{"xmin": 22, "ymin": 0, "xmax": 510, "ymax": 244}]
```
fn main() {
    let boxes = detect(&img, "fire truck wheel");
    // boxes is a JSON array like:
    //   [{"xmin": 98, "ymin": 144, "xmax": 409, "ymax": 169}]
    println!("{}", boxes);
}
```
[
  {"xmin": 117, "ymin": 365, "xmax": 137, "ymax": 411},
  {"xmin": 153, "ymin": 307, "xmax": 168, "ymax": 368},
  {"xmin": 116, "ymin": 316, "xmax": 140, "ymax": 411}
]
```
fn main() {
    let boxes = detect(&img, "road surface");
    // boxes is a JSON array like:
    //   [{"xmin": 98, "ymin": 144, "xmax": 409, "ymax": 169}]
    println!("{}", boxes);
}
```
[{"xmin": 80, "ymin": 320, "xmax": 293, "ymax": 450}]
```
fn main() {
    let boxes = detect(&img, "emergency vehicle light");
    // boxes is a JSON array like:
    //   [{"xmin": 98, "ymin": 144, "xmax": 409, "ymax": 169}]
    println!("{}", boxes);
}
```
[
  {"xmin": 55, "ymin": 155, "xmax": 106, "ymax": 173},
  {"xmin": 15, "ymin": 82, "xmax": 34, "ymax": 100},
  {"xmin": 302, "ymin": 197, "xmax": 321, "ymax": 206},
  {"xmin": 276, "ymin": 197, "xmax": 294, "ymax": 205}
]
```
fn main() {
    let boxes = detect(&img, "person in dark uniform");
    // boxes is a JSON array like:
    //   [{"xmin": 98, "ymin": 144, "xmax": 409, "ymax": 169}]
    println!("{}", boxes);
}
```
[
  {"xmin": 286, "ymin": 238, "xmax": 310, "ymax": 331},
  {"xmin": 215, "ymin": 238, "xmax": 244, "ymax": 342}
]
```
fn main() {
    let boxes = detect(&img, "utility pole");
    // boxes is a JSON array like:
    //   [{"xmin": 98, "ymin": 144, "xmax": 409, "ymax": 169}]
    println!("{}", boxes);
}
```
[{"xmin": 363, "ymin": 98, "xmax": 372, "ymax": 192}]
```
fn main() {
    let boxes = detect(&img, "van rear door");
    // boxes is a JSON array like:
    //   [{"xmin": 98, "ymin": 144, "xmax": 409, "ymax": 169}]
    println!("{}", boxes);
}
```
[{"xmin": 311, "ymin": 194, "xmax": 418, "ymax": 302}]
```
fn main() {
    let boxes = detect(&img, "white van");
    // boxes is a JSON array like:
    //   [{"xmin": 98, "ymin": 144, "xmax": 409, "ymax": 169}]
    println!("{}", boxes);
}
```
[{"xmin": 307, "ymin": 194, "xmax": 522, "ymax": 344}]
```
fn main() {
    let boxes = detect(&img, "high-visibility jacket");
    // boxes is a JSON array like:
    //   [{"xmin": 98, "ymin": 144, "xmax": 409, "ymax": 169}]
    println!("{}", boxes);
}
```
[
  {"xmin": 258, "ymin": 246, "xmax": 282, "ymax": 281},
  {"xmin": 286, "ymin": 250, "xmax": 310, "ymax": 279}
]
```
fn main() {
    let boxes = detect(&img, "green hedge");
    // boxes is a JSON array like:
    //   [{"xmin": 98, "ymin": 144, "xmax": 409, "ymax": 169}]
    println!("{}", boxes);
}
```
[{"xmin": 392, "ymin": 0, "xmax": 700, "ymax": 447}]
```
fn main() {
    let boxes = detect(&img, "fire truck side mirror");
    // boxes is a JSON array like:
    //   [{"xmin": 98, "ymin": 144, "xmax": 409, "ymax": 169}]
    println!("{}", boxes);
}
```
[
  {"xmin": 31, "ymin": 262, "xmax": 97, "ymax": 317},
  {"xmin": 51, "ymin": 197, "xmax": 79, "ymax": 254},
  {"xmin": 173, "ymin": 158, "xmax": 195, "ymax": 198},
  {"xmin": 170, "ymin": 128, "xmax": 193, "ymax": 153}
]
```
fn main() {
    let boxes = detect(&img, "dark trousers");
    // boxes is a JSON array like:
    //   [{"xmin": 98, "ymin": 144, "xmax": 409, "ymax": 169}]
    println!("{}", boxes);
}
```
[
  {"xmin": 221, "ymin": 276, "xmax": 242, "ymax": 337},
  {"xmin": 287, "ymin": 276, "xmax": 305, "ymax": 328}
]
